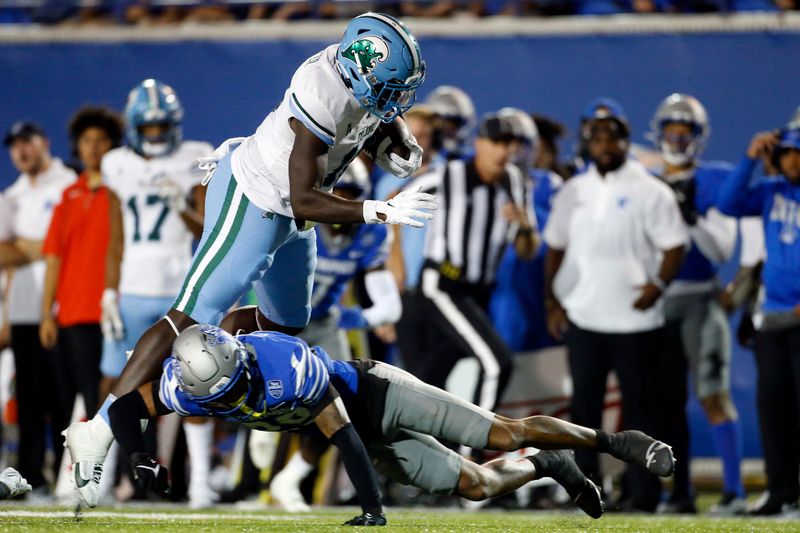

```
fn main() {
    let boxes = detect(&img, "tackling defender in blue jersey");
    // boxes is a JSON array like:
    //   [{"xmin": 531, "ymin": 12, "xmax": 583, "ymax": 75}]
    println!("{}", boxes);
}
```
[{"xmin": 108, "ymin": 323, "xmax": 677, "ymax": 525}]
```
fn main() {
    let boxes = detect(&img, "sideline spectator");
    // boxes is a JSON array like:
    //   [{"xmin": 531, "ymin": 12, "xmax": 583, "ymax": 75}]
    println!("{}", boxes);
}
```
[
  {"xmin": 717, "ymin": 126, "xmax": 800, "ymax": 516},
  {"xmin": 99, "ymin": 79, "xmax": 214, "ymax": 509},
  {"xmin": 39, "ymin": 106, "xmax": 124, "ymax": 438},
  {"xmin": 543, "ymin": 99, "xmax": 687, "ymax": 512},
  {"xmin": 1, "ymin": 121, "xmax": 76, "ymax": 497}
]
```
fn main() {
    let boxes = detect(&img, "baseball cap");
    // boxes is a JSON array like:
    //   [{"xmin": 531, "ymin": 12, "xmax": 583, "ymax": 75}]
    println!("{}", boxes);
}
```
[{"xmin": 4, "ymin": 121, "xmax": 46, "ymax": 147}]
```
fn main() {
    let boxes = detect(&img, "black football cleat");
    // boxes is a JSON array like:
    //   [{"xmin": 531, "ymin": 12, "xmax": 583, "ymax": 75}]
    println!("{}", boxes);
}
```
[
  {"xmin": 606, "ymin": 430, "xmax": 675, "ymax": 477},
  {"xmin": 529, "ymin": 450, "xmax": 604, "ymax": 519}
]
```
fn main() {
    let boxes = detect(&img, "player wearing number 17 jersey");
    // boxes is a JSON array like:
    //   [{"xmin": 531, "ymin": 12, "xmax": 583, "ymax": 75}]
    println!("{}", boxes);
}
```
[
  {"xmin": 97, "ymin": 79, "xmax": 215, "ymax": 507},
  {"xmin": 65, "ymin": 13, "xmax": 435, "ymax": 509}
]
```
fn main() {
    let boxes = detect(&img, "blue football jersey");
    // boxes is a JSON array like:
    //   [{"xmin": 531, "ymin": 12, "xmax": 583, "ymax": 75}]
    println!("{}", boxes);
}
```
[
  {"xmin": 159, "ymin": 331, "xmax": 339, "ymax": 431},
  {"xmin": 490, "ymin": 169, "xmax": 563, "ymax": 351},
  {"xmin": 310, "ymin": 224, "xmax": 390, "ymax": 319},
  {"xmin": 718, "ymin": 157, "xmax": 800, "ymax": 313},
  {"xmin": 670, "ymin": 161, "xmax": 734, "ymax": 282}
]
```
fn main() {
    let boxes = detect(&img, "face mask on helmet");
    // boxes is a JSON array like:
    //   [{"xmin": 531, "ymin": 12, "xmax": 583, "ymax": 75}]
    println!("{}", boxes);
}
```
[
  {"xmin": 125, "ymin": 79, "xmax": 184, "ymax": 158},
  {"xmin": 172, "ymin": 324, "xmax": 260, "ymax": 415},
  {"xmin": 337, "ymin": 13, "xmax": 426, "ymax": 123},
  {"xmin": 137, "ymin": 123, "xmax": 175, "ymax": 158},
  {"xmin": 649, "ymin": 94, "xmax": 710, "ymax": 167},
  {"xmin": 659, "ymin": 128, "xmax": 701, "ymax": 167}
]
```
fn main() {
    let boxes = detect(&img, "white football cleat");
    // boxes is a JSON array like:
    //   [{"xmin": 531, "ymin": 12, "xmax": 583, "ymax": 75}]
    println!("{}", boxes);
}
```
[
  {"xmin": 270, "ymin": 468, "xmax": 311, "ymax": 513},
  {"xmin": 0, "ymin": 467, "xmax": 32, "ymax": 498},
  {"xmin": 63, "ymin": 419, "xmax": 113, "ymax": 508},
  {"xmin": 189, "ymin": 486, "xmax": 218, "ymax": 510}
]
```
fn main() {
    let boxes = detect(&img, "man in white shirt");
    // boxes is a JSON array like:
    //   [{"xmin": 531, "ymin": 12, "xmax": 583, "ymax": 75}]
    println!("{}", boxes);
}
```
[
  {"xmin": 543, "ymin": 101, "xmax": 687, "ymax": 512},
  {"xmin": 1, "ymin": 121, "xmax": 76, "ymax": 496}
]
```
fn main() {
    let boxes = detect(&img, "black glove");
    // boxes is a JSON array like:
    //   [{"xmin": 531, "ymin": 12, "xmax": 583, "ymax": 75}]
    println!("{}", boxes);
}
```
[
  {"xmin": 343, "ymin": 512, "xmax": 387, "ymax": 526},
  {"xmin": 131, "ymin": 453, "xmax": 170, "ymax": 497},
  {"xmin": 669, "ymin": 178, "xmax": 699, "ymax": 226}
]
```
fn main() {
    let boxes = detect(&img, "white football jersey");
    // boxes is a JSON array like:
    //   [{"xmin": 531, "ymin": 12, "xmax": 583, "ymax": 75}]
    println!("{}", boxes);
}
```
[
  {"xmin": 231, "ymin": 44, "xmax": 381, "ymax": 218},
  {"xmin": 102, "ymin": 141, "xmax": 213, "ymax": 298}
]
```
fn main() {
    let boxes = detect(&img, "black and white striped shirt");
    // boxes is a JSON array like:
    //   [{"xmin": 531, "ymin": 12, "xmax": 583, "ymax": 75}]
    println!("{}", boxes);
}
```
[{"xmin": 424, "ymin": 158, "xmax": 532, "ymax": 287}]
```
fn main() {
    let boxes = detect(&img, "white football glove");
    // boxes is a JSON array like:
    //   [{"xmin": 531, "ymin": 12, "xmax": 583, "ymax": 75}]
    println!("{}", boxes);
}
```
[
  {"xmin": 363, "ymin": 186, "xmax": 437, "ymax": 228},
  {"xmin": 101, "ymin": 288, "xmax": 125, "ymax": 341},
  {"xmin": 154, "ymin": 176, "xmax": 188, "ymax": 213},
  {"xmin": 374, "ymin": 133, "xmax": 423, "ymax": 179},
  {"xmin": 0, "ymin": 467, "xmax": 32, "ymax": 499}
]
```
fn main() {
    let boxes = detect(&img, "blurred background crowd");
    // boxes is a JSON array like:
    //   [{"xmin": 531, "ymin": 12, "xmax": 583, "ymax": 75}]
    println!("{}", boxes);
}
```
[
  {"xmin": 0, "ymin": 0, "xmax": 797, "ymax": 25},
  {"xmin": 0, "ymin": 9, "xmax": 799, "ymax": 521}
]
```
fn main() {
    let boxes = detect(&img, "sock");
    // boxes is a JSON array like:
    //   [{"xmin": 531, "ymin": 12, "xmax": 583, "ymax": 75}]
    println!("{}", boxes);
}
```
[
  {"xmin": 282, "ymin": 452, "xmax": 314, "ymax": 481},
  {"xmin": 594, "ymin": 430, "xmax": 612, "ymax": 453},
  {"xmin": 97, "ymin": 394, "xmax": 117, "ymax": 427},
  {"xmin": 712, "ymin": 420, "xmax": 744, "ymax": 498},
  {"xmin": 184, "ymin": 420, "xmax": 214, "ymax": 500},
  {"xmin": 526, "ymin": 452, "xmax": 554, "ymax": 479}
]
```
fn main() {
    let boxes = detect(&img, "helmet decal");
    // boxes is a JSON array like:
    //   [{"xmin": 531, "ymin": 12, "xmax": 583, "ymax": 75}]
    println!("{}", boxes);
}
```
[
  {"xmin": 336, "ymin": 13, "xmax": 425, "ymax": 123},
  {"xmin": 342, "ymin": 36, "xmax": 390, "ymax": 74}
]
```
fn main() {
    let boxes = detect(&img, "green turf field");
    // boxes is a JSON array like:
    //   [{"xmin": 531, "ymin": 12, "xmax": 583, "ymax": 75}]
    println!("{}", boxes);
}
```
[{"xmin": 2, "ymin": 505, "xmax": 800, "ymax": 532}]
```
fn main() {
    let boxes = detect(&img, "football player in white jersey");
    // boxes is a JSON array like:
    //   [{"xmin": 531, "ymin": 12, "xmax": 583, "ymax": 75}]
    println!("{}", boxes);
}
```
[
  {"xmin": 97, "ymin": 79, "xmax": 217, "ymax": 508},
  {"xmin": 64, "ymin": 13, "xmax": 435, "ymax": 508}
]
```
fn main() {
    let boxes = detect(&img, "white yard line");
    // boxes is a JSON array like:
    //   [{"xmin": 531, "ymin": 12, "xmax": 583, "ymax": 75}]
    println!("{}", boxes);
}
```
[{"xmin": 0, "ymin": 510, "xmax": 332, "ymax": 521}]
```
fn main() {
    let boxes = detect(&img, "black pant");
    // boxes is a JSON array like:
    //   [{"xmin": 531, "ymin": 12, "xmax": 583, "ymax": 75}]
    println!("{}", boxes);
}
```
[
  {"xmin": 50, "ymin": 324, "xmax": 103, "ymax": 436},
  {"xmin": 403, "ymin": 270, "xmax": 512, "ymax": 412},
  {"xmin": 11, "ymin": 324, "xmax": 63, "ymax": 488},
  {"xmin": 566, "ymin": 322, "xmax": 663, "ymax": 511},
  {"xmin": 655, "ymin": 319, "xmax": 692, "ymax": 500},
  {"xmin": 754, "ymin": 325, "xmax": 800, "ymax": 504}
]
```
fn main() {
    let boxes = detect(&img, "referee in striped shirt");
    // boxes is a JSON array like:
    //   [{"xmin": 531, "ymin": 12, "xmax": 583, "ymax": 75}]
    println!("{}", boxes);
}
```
[{"xmin": 405, "ymin": 112, "xmax": 537, "ymax": 412}]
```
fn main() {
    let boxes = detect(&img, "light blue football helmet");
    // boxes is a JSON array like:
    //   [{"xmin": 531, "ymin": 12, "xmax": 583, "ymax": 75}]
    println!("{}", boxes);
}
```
[
  {"xmin": 337, "ymin": 13, "xmax": 425, "ymax": 123},
  {"xmin": 124, "ymin": 79, "xmax": 184, "ymax": 158}
]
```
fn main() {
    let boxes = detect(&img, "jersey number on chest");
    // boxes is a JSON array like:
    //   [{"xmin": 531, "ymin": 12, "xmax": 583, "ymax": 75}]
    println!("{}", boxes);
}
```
[{"xmin": 127, "ymin": 195, "xmax": 170, "ymax": 242}]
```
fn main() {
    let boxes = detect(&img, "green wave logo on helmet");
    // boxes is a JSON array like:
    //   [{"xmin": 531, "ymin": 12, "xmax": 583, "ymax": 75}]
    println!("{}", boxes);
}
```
[{"xmin": 342, "ymin": 36, "xmax": 390, "ymax": 74}]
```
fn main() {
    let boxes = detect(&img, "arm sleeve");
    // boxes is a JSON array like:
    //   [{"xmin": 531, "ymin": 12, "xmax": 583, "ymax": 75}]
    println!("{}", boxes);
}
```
[
  {"xmin": 645, "ymin": 182, "xmax": 690, "ymax": 250},
  {"xmin": 690, "ymin": 207, "xmax": 738, "ymax": 264},
  {"xmin": 288, "ymin": 89, "xmax": 337, "ymax": 147},
  {"xmin": 330, "ymin": 422, "xmax": 383, "ymax": 515},
  {"xmin": 738, "ymin": 216, "xmax": 765, "ymax": 267},
  {"xmin": 108, "ymin": 386, "xmax": 168, "ymax": 456},
  {"xmin": 361, "ymin": 269, "xmax": 402, "ymax": 326},
  {"xmin": 716, "ymin": 157, "xmax": 765, "ymax": 217}
]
